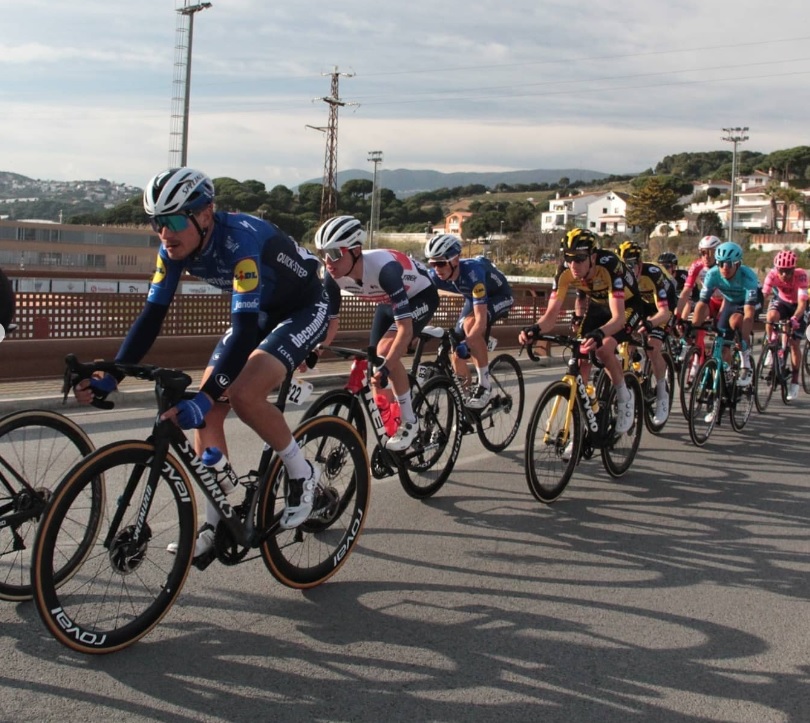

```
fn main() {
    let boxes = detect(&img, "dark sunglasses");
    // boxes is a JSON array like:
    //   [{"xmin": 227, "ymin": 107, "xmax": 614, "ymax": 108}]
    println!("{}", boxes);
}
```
[
  {"xmin": 564, "ymin": 254, "xmax": 589, "ymax": 264},
  {"xmin": 718, "ymin": 260, "xmax": 737, "ymax": 268},
  {"xmin": 428, "ymin": 259, "xmax": 451, "ymax": 268},
  {"xmin": 778, "ymin": 267, "xmax": 795, "ymax": 274},
  {"xmin": 150, "ymin": 212, "xmax": 193, "ymax": 233}
]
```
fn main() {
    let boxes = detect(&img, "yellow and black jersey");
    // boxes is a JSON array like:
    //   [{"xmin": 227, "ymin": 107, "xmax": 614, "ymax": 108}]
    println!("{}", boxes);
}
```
[
  {"xmin": 637, "ymin": 262, "xmax": 677, "ymax": 310},
  {"xmin": 550, "ymin": 249, "xmax": 640, "ymax": 307}
]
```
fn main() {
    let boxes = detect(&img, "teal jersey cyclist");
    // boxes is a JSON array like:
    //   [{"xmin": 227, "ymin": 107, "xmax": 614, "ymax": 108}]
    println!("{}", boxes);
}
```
[
  {"xmin": 692, "ymin": 241, "xmax": 758, "ymax": 384},
  {"xmin": 425, "ymin": 234, "xmax": 513, "ymax": 409},
  {"xmin": 73, "ymin": 168, "xmax": 329, "ymax": 562}
]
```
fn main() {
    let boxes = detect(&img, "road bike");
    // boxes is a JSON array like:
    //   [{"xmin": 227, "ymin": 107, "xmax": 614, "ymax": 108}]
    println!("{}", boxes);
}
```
[
  {"xmin": 523, "ymin": 335, "xmax": 643, "ymax": 504},
  {"xmin": 613, "ymin": 328, "xmax": 675, "ymax": 435},
  {"xmin": 754, "ymin": 320, "xmax": 797, "ymax": 411},
  {"xmin": 0, "ymin": 409, "xmax": 98, "ymax": 601},
  {"xmin": 409, "ymin": 325, "xmax": 524, "ymax": 453},
  {"xmin": 32, "ymin": 355, "xmax": 370, "ymax": 654},
  {"xmin": 687, "ymin": 327, "xmax": 754, "ymax": 446},
  {"xmin": 677, "ymin": 324, "xmax": 717, "ymax": 419},
  {"xmin": 302, "ymin": 345, "xmax": 463, "ymax": 499},
  {"xmin": 803, "ymin": 330, "xmax": 810, "ymax": 394}
]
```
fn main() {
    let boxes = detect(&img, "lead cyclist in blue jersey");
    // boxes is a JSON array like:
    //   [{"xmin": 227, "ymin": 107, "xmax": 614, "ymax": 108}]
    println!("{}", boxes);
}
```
[
  {"xmin": 691, "ymin": 241, "xmax": 758, "ymax": 385},
  {"xmin": 74, "ymin": 168, "xmax": 329, "ymax": 558},
  {"xmin": 424, "ymin": 234, "xmax": 513, "ymax": 409}
]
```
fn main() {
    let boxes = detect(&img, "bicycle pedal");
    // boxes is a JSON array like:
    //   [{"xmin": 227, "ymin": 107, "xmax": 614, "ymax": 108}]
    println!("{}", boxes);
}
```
[{"xmin": 192, "ymin": 548, "xmax": 217, "ymax": 571}]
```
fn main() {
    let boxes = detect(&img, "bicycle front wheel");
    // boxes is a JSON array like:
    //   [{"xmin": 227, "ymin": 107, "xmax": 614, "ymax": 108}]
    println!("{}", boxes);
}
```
[
  {"xmin": 601, "ymin": 372, "xmax": 643, "ymax": 478},
  {"xmin": 753, "ymin": 347, "xmax": 775, "ymax": 413},
  {"xmin": 678, "ymin": 346, "xmax": 703, "ymax": 419},
  {"xmin": 643, "ymin": 351, "xmax": 675, "ymax": 435},
  {"xmin": 0, "ymin": 409, "xmax": 96, "ymax": 602},
  {"xmin": 524, "ymin": 381, "xmax": 580, "ymax": 504},
  {"xmin": 730, "ymin": 374, "xmax": 755, "ymax": 431},
  {"xmin": 688, "ymin": 359, "xmax": 720, "ymax": 447},
  {"xmin": 259, "ymin": 416, "xmax": 370, "ymax": 588},
  {"xmin": 396, "ymin": 375, "xmax": 463, "ymax": 499},
  {"xmin": 801, "ymin": 341, "xmax": 810, "ymax": 394},
  {"xmin": 32, "ymin": 442, "xmax": 196, "ymax": 654},
  {"xmin": 476, "ymin": 353, "xmax": 525, "ymax": 453}
]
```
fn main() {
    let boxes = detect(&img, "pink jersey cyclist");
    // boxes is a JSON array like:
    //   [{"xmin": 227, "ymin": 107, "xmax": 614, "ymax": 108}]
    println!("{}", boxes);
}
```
[{"xmin": 762, "ymin": 266, "xmax": 809, "ymax": 306}]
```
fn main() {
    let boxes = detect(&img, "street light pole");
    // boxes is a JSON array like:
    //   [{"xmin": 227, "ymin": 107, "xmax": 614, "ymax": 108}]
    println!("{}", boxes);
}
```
[
  {"xmin": 721, "ymin": 126, "xmax": 749, "ymax": 241},
  {"xmin": 368, "ymin": 151, "xmax": 383, "ymax": 248}
]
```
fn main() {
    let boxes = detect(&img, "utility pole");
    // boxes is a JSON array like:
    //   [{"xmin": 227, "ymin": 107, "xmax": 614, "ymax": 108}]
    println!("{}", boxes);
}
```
[
  {"xmin": 368, "ymin": 151, "xmax": 383, "ymax": 248},
  {"xmin": 721, "ymin": 127, "xmax": 749, "ymax": 241},
  {"xmin": 168, "ymin": 1, "xmax": 212, "ymax": 168},
  {"xmin": 307, "ymin": 67, "xmax": 355, "ymax": 223}
]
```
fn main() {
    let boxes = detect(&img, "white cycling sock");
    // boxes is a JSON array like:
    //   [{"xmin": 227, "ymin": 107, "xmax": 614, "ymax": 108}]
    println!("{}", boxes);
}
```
[
  {"xmin": 476, "ymin": 366, "xmax": 491, "ymax": 388},
  {"xmin": 279, "ymin": 438, "xmax": 310, "ymax": 480},
  {"xmin": 396, "ymin": 392, "xmax": 416, "ymax": 424}
]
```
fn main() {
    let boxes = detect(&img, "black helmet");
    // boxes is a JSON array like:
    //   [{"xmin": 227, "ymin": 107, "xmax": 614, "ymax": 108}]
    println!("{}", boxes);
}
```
[
  {"xmin": 561, "ymin": 229, "xmax": 597, "ymax": 255},
  {"xmin": 657, "ymin": 252, "xmax": 678, "ymax": 267}
]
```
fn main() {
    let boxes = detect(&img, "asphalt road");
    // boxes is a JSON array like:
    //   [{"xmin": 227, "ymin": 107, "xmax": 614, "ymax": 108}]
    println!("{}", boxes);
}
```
[{"xmin": 2, "ymin": 363, "xmax": 810, "ymax": 722}]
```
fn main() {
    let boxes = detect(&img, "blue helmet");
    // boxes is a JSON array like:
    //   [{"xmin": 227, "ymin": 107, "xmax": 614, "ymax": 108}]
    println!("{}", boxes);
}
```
[{"xmin": 715, "ymin": 241, "xmax": 743, "ymax": 264}]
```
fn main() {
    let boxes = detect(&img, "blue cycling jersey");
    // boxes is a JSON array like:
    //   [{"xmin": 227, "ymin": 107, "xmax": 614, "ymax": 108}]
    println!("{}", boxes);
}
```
[
  {"xmin": 699, "ymin": 264, "xmax": 759, "ymax": 306},
  {"xmin": 117, "ymin": 211, "xmax": 323, "ymax": 400},
  {"xmin": 429, "ymin": 257, "xmax": 512, "ymax": 304}
]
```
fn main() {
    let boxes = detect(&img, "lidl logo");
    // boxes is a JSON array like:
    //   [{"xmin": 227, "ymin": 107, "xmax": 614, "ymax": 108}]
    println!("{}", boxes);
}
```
[
  {"xmin": 233, "ymin": 259, "xmax": 259, "ymax": 293},
  {"xmin": 472, "ymin": 282, "xmax": 486, "ymax": 300},
  {"xmin": 152, "ymin": 257, "xmax": 166, "ymax": 285}
]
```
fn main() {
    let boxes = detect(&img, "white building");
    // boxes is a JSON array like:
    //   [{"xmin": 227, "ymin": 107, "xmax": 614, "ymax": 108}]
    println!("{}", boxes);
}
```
[
  {"xmin": 586, "ymin": 191, "xmax": 631, "ymax": 235},
  {"xmin": 539, "ymin": 191, "xmax": 600, "ymax": 231}
]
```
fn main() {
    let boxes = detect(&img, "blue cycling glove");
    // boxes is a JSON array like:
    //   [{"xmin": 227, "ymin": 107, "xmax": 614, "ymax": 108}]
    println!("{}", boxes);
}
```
[
  {"xmin": 88, "ymin": 373, "xmax": 118, "ymax": 400},
  {"xmin": 175, "ymin": 392, "xmax": 213, "ymax": 430}
]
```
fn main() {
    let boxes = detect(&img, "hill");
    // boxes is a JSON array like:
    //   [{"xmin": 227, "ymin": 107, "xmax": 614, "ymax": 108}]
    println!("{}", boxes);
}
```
[{"xmin": 298, "ymin": 167, "xmax": 612, "ymax": 196}]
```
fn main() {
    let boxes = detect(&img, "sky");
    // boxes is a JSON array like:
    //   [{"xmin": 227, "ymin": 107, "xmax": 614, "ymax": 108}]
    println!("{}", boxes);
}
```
[{"xmin": 2, "ymin": 0, "xmax": 810, "ymax": 191}]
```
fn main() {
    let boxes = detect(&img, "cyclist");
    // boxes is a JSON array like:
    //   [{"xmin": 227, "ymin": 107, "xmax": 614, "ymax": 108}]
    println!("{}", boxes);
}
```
[
  {"xmin": 519, "ymin": 228, "xmax": 643, "ymax": 434},
  {"xmin": 74, "ymin": 167, "xmax": 330, "ymax": 558},
  {"xmin": 424, "ymin": 233, "xmax": 514, "ymax": 409},
  {"xmin": 761, "ymin": 249, "xmax": 808, "ymax": 401},
  {"xmin": 619, "ymin": 241, "xmax": 677, "ymax": 425},
  {"xmin": 657, "ymin": 252, "xmax": 689, "ymax": 298},
  {"xmin": 315, "ymin": 215, "xmax": 440, "ymax": 451},
  {"xmin": 691, "ymin": 241, "xmax": 758, "ymax": 385}
]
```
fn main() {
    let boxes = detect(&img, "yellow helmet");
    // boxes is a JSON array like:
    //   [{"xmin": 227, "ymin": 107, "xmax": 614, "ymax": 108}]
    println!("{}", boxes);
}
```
[
  {"xmin": 618, "ymin": 240, "xmax": 643, "ymax": 262},
  {"xmin": 561, "ymin": 229, "xmax": 597, "ymax": 255}
]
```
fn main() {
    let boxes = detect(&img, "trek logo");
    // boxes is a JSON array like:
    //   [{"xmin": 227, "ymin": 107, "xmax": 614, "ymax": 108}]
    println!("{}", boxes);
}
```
[{"xmin": 233, "ymin": 259, "xmax": 259, "ymax": 293}]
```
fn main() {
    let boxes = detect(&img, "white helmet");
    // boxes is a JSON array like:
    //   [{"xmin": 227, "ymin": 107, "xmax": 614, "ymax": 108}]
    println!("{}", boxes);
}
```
[
  {"xmin": 314, "ymin": 215, "xmax": 366, "ymax": 251},
  {"xmin": 143, "ymin": 168, "xmax": 215, "ymax": 216},
  {"xmin": 698, "ymin": 235, "xmax": 722, "ymax": 250},
  {"xmin": 425, "ymin": 234, "xmax": 462, "ymax": 259}
]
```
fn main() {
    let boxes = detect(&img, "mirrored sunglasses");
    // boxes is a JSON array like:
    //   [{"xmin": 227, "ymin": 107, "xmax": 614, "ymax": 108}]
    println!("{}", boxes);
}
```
[
  {"xmin": 718, "ymin": 260, "xmax": 737, "ymax": 268},
  {"xmin": 322, "ymin": 247, "xmax": 349, "ymax": 262},
  {"xmin": 564, "ymin": 254, "xmax": 589, "ymax": 264},
  {"xmin": 428, "ymin": 259, "xmax": 450, "ymax": 268},
  {"xmin": 150, "ymin": 213, "xmax": 192, "ymax": 233}
]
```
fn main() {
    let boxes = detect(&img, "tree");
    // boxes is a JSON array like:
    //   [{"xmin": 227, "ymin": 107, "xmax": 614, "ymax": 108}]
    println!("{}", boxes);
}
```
[
  {"xmin": 694, "ymin": 210, "xmax": 724, "ymax": 238},
  {"xmin": 625, "ymin": 178, "xmax": 683, "ymax": 240}
]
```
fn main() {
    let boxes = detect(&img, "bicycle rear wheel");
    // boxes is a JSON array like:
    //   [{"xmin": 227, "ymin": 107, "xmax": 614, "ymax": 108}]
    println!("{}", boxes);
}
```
[
  {"xmin": 753, "ymin": 347, "xmax": 775, "ymax": 413},
  {"xmin": 601, "ymin": 373, "xmax": 643, "ymax": 478},
  {"xmin": 32, "ymin": 441, "xmax": 196, "ymax": 654},
  {"xmin": 730, "ymin": 374, "xmax": 755, "ymax": 431},
  {"xmin": 396, "ymin": 375, "xmax": 463, "ymax": 499},
  {"xmin": 0, "ymin": 409, "xmax": 96, "ymax": 602},
  {"xmin": 302, "ymin": 388, "xmax": 368, "ymax": 445},
  {"xmin": 688, "ymin": 359, "xmax": 719, "ymax": 447},
  {"xmin": 524, "ymin": 381, "xmax": 580, "ymax": 504},
  {"xmin": 475, "ymin": 353, "xmax": 524, "ymax": 452},
  {"xmin": 259, "ymin": 416, "xmax": 370, "ymax": 588}
]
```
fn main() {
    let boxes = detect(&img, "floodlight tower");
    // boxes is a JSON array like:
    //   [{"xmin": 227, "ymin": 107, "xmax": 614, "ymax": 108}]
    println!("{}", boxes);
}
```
[
  {"xmin": 168, "ymin": 1, "xmax": 212, "ymax": 168},
  {"xmin": 307, "ymin": 67, "xmax": 355, "ymax": 223},
  {"xmin": 721, "ymin": 126, "xmax": 749, "ymax": 241}
]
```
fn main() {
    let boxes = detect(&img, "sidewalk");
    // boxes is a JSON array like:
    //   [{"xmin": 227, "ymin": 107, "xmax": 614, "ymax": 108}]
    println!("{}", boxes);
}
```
[{"xmin": 0, "ymin": 350, "xmax": 556, "ymax": 414}]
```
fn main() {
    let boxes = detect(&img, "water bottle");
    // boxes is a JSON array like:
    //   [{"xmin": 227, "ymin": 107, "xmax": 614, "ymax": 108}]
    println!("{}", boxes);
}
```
[
  {"xmin": 201, "ymin": 447, "xmax": 238, "ymax": 494},
  {"xmin": 375, "ymin": 394, "xmax": 400, "ymax": 437},
  {"xmin": 345, "ymin": 358, "xmax": 367, "ymax": 394}
]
